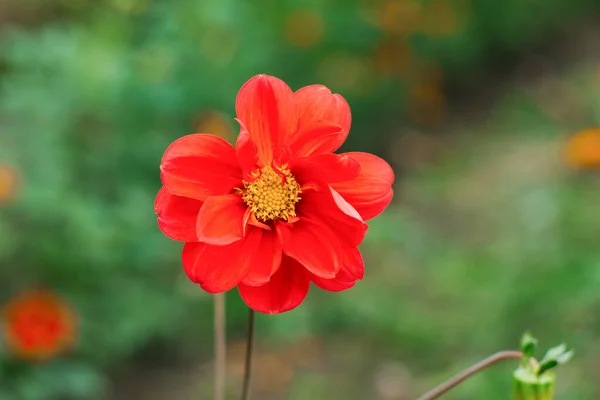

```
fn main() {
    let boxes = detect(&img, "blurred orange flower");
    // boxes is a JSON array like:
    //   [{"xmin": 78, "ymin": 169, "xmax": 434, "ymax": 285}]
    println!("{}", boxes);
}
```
[
  {"xmin": 2, "ymin": 289, "xmax": 76, "ymax": 361},
  {"xmin": 194, "ymin": 111, "xmax": 235, "ymax": 143},
  {"xmin": 0, "ymin": 165, "xmax": 18, "ymax": 204},
  {"xmin": 564, "ymin": 128, "xmax": 600, "ymax": 169},
  {"xmin": 284, "ymin": 9, "xmax": 324, "ymax": 48}
]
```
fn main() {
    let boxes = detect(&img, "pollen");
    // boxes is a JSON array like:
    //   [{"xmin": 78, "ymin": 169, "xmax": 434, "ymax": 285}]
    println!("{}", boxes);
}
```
[{"xmin": 242, "ymin": 165, "xmax": 301, "ymax": 222}]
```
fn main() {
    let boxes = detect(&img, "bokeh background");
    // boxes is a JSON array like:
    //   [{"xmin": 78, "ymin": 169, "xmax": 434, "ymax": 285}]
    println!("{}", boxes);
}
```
[{"xmin": 2, "ymin": 0, "xmax": 600, "ymax": 398}]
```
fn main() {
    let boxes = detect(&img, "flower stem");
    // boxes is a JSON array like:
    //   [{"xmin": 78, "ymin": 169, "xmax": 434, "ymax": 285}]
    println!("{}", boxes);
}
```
[
  {"xmin": 214, "ymin": 293, "xmax": 226, "ymax": 400},
  {"xmin": 416, "ymin": 350, "xmax": 523, "ymax": 400},
  {"xmin": 240, "ymin": 308, "xmax": 255, "ymax": 400}
]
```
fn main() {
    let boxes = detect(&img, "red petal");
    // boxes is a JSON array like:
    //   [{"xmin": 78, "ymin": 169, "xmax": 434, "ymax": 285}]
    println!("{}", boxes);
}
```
[
  {"xmin": 282, "ymin": 218, "xmax": 341, "ymax": 279},
  {"xmin": 235, "ymin": 75, "xmax": 297, "ymax": 166},
  {"xmin": 311, "ymin": 274, "xmax": 355, "ymax": 292},
  {"xmin": 196, "ymin": 194, "xmax": 247, "ymax": 245},
  {"xmin": 241, "ymin": 230, "xmax": 282, "ymax": 286},
  {"xmin": 298, "ymin": 186, "xmax": 367, "ymax": 246},
  {"xmin": 235, "ymin": 120, "xmax": 259, "ymax": 179},
  {"xmin": 289, "ymin": 85, "xmax": 351, "ymax": 157},
  {"xmin": 331, "ymin": 152, "xmax": 394, "ymax": 220},
  {"xmin": 292, "ymin": 153, "xmax": 360, "ymax": 184},
  {"xmin": 343, "ymin": 246, "xmax": 365, "ymax": 280},
  {"xmin": 289, "ymin": 124, "xmax": 345, "ymax": 158},
  {"xmin": 160, "ymin": 134, "xmax": 242, "ymax": 201},
  {"xmin": 310, "ymin": 247, "xmax": 363, "ymax": 292},
  {"xmin": 238, "ymin": 256, "xmax": 310, "ymax": 314},
  {"xmin": 154, "ymin": 186, "xmax": 202, "ymax": 242},
  {"xmin": 244, "ymin": 208, "xmax": 271, "ymax": 232},
  {"xmin": 275, "ymin": 220, "xmax": 293, "ymax": 245},
  {"xmin": 182, "ymin": 228, "xmax": 263, "ymax": 293}
]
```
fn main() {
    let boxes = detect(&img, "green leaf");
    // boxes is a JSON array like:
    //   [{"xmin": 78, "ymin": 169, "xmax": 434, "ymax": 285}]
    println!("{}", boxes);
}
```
[
  {"xmin": 556, "ymin": 350, "xmax": 574, "ymax": 365},
  {"xmin": 541, "ymin": 344, "xmax": 567, "ymax": 363},
  {"xmin": 538, "ymin": 360, "xmax": 558, "ymax": 376},
  {"xmin": 537, "ymin": 344, "xmax": 573, "ymax": 375}
]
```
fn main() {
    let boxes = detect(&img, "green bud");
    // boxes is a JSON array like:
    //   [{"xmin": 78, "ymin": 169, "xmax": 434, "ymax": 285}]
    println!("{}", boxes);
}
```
[
  {"xmin": 513, "ymin": 367, "xmax": 555, "ymax": 400},
  {"xmin": 520, "ymin": 332, "xmax": 538, "ymax": 360},
  {"xmin": 513, "ymin": 333, "xmax": 573, "ymax": 400}
]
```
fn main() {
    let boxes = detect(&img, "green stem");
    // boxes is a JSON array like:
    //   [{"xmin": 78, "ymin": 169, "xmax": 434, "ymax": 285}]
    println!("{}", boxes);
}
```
[
  {"xmin": 214, "ymin": 293, "xmax": 226, "ymax": 400},
  {"xmin": 417, "ymin": 350, "xmax": 523, "ymax": 400},
  {"xmin": 240, "ymin": 308, "xmax": 255, "ymax": 400}
]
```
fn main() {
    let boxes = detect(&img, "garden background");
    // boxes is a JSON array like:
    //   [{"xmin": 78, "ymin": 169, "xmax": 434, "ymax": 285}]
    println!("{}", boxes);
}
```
[{"xmin": 1, "ymin": 0, "xmax": 600, "ymax": 398}]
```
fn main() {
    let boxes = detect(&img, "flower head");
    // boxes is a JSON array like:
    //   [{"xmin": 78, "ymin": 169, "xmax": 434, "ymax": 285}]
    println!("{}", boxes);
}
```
[
  {"xmin": 0, "ymin": 164, "xmax": 18, "ymax": 204},
  {"xmin": 564, "ymin": 128, "xmax": 600, "ymax": 169},
  {"xmin": 2, "ymin": 289, "xmax": 76, "ymax": 361},
  {"xmin": 156, "ymin": 74, "xmax": 394, "ymax": 314}
]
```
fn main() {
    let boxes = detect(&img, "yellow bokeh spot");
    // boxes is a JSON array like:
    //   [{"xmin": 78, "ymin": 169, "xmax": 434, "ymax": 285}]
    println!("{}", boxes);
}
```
[
  {"xmin": 111, "ymin": 0, "xmax": 147, "ymax": 14},
  {"xmin": 564, "ymin": 128, "xmax": 600, "ymax": 169},
  {"xmin": 0, "ymin": 166, "xmax": 17, "ymax": 203},
  {"xmin": 242, "ymin": 166, "xmax": 301, "ymax": 222},
  {"xmin": 194, "ymin": 111, "xmax": 234, "ymax": 143},
  {"xmin": 317, "ymin": 53, "xmax": 373, "ymax": 95},
  {"xmin": 201, "ymin": 27, "xmax": 238, "ymax": 67},
  {"xmin": 284, "ymin": 9, "xmax": 324, "ymax": 48},
  {"xmin": 135, "ymin": 46, "xmax": 174, "ymax": 84}
]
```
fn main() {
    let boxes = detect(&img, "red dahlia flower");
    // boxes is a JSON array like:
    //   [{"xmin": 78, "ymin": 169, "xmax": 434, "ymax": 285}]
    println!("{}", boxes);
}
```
[
  {"xmin": 155, "ymin": 74, "xmax": 394, "ymax": 314},
  {"xmin": 2, "ymin": 289, "xmax": 76, "ymax": 361}
]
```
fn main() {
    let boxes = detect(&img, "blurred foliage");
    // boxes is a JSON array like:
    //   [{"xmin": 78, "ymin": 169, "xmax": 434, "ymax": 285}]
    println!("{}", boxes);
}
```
[{"xmin": 1, "ymin": 0, "xmax": 600, "ymax": 398}]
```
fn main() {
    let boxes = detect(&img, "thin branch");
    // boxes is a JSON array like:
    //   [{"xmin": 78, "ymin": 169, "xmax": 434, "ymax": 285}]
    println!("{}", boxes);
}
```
[
  {"xmin": 214, "ymin": 293, "xmax": 226, "ymax": 400},
  {"xmin": 240, "ymin": 308, "xmax": 256, "ymax": 400},
  {"xmin": 416, "ymin": 350, "xmax": 523, "ymax": 400}
]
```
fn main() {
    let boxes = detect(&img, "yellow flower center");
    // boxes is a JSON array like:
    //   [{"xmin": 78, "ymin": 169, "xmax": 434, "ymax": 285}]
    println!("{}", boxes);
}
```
[{"xmin": 242, "ymin": 166, "xmax": 301, "ymax": 222}]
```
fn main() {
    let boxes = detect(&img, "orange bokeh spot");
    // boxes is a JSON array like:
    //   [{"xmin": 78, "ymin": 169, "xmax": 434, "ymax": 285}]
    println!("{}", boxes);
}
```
[
  {"xmin": 194, "ymin": 111, "xmax": 235, "ymax": 143},
  {"xmin": 408, "ymin": 81, "xmax": 446, "ymax": 126},
  {"xmin": 0, "ymin": 165, "xmax": 18, "ymax": 204},
  {"xmin": 2, "ymin": 289, "xmax": 76, "ymax": 361},
  {"xmin": 377, "ymin": 0, "xmax": 423, "ymax": 35},
  {"xmin": 372, "ymin": 36, "xmax": 413, "ymax": 77},
  {"xmin": 284, "ymin": 9, "xmax": 324, "ymax": 48},
  {"xmin": 564, "ymin": 128, "xmax": 600, "ymax": 169},
  {"xmin": 411, "ymin": 59, "xmax": 445, "ymax": 86},
  {"xmin": 420, "ymin": 0, "xmax": 468, "ymax": 36},
  {"xmin": 407, "ymin": 58, "xmax": 446, "ymax": 126}
]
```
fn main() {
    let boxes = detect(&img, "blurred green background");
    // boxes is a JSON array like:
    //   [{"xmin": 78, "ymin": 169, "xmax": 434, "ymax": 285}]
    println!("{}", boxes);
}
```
[{"xmin": 1, "ymin": 0, "xmax": 600, "ymax": 398}]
